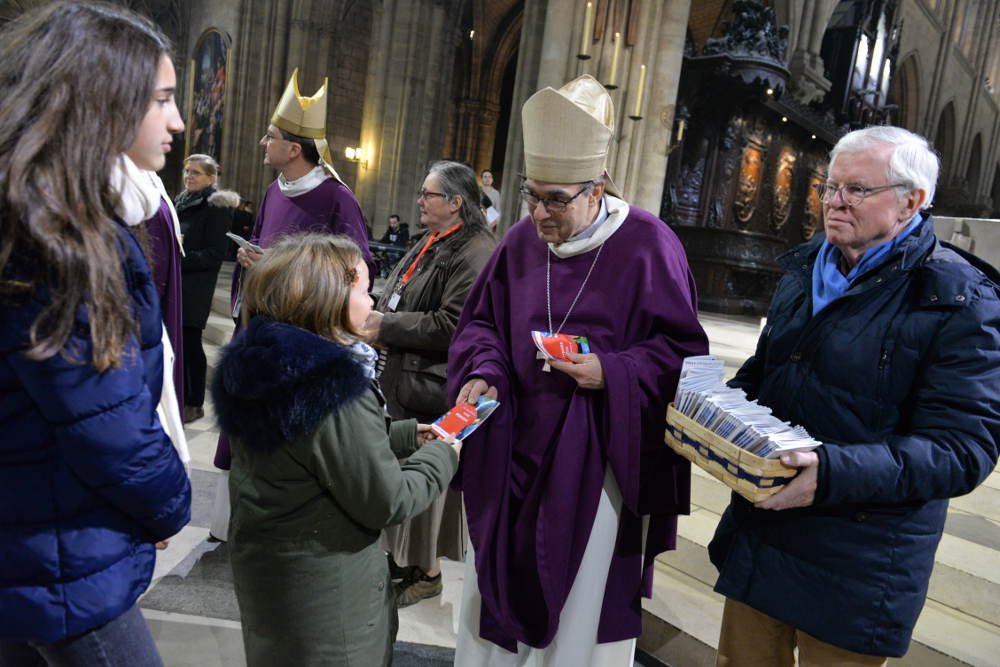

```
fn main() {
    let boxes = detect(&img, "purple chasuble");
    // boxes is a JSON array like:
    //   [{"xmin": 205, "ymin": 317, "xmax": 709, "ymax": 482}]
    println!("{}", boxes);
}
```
[
  {"xmin": 214, "ymin": 177, "xmax": 373, "ymax": 470},
  {"xmin": 448, "ymin": 205, "xmax": 709, "ymax": 650},
  {"xmin": 145, "ymin": 197, "xmax": 184, "ymax": 407}
]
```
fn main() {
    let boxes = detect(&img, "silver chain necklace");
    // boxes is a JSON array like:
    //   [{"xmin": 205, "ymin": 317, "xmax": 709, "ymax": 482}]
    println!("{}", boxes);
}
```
[{"xmin": 546, "ymin": 242, "xmax": 606, "ymax": 335}]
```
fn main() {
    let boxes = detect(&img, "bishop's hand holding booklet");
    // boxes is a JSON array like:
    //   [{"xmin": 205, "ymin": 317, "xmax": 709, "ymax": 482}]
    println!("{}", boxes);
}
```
[
  {"xmin": 531, "ymin": 330, "xmax": 590, "ymax": 372},
  {"xmin": 430, "ymin": 396, "xmax": 500, "ymax": 442}
]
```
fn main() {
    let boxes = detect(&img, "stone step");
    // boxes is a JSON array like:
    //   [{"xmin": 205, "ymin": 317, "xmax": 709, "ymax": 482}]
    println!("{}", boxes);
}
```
[
  {"xmin": 643, "ymin": 561, "xmax": 1000, "ymax": 667},
  {"xmin": 203, "ymin": 311, "xmax": 234, "ymax": 348},
  {"xmin": 650, "ymin": 471, "xmax": 1000, "ymax": 666}
]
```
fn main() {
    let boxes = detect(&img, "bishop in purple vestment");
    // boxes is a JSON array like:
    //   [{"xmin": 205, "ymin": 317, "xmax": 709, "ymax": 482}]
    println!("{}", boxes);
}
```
[{"xmin": 449, "ymin": 75, "xmax": 709, "ymax": 659}]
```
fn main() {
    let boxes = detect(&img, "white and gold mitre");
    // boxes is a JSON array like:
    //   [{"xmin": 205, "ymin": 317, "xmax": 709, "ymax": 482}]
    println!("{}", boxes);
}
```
[
  {"xmin": 271, "ymin": 68, "xmax": 344, "ymax": 184},
  {"xmin": 271, "ymin": 68, "xmax": 327, "ymax": 139},
  {"xmin": 522, "ymin": 74, "xmax": 620, "ymax": 196}
]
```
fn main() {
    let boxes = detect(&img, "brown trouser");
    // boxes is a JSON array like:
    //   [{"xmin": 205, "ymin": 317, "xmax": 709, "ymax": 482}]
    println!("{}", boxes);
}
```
[{"xmin": 716, "ymin": 598, "xmax": 888, "ymax": 667}]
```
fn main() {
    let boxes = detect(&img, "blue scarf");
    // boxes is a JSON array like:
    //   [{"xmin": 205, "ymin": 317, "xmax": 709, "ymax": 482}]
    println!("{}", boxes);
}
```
[{"xmin": 811, "ymin": 213, "xmax": 924, "ymax": 315}]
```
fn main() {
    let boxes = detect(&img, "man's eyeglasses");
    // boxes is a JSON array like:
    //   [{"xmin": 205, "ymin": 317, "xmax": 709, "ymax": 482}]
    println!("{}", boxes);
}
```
[
  {"xmin": 417, "ymin": 189, "xmax": 448, "ymax": 201},
  {"xmin": 519, "ymin": 182, "xmax": 594, "ymax": 213},
  {"xmin": 261, "ymin": 133, "xmax": 287, "ymax": 144},
  {"xmin": 813, "ymin": 182, "xmax": 907, "ymax": 207}
]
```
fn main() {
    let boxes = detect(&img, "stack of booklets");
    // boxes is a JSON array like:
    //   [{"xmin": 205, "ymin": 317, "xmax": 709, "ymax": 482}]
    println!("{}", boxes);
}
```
[{"xmin": 675, "ymin": 355, "xmax": 821, "ymax": 458}]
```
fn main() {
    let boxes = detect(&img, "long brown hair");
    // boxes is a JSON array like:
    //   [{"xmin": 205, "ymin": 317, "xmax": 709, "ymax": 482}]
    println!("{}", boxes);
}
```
[
  {"xmin": 0, "ymin": 2, "xmax": 171, "ymax": 371},
  {"xmin": 242, "ymin": 234, "xmax": 364, "ymax": 344}
]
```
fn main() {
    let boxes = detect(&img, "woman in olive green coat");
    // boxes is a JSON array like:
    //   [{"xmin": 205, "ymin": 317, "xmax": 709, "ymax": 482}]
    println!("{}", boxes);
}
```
[{"xmin": 212, "ymin": 234, "xmax": 460, "ymax": 666}]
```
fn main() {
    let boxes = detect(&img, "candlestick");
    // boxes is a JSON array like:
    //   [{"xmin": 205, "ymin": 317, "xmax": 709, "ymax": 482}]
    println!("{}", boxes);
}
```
[
  {"xmin": 607, "ymin": 32, "xmax": 622, "ymax": 89},
  {"xmin": 578, "ymin": 2, "xmax": 594, "ymax": 60},
  {"xmin": 629, "ymin": 64, "xmax": 646, "ymax": 119}
]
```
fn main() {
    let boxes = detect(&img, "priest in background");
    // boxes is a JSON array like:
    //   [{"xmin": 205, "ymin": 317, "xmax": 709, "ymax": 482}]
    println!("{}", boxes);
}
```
[
  {"xmin": 211, "ymin": 69, "xmax": 373, "ymax": 539},
  {"xmin": 449, "ymin": 74, "xmax": 709, "ymax": 665}
]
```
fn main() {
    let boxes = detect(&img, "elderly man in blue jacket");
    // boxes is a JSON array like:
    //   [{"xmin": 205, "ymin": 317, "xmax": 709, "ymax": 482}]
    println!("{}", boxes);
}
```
[{"xmin": 709, "ymin": 125, "xmax": 1000, "ymax": 666}]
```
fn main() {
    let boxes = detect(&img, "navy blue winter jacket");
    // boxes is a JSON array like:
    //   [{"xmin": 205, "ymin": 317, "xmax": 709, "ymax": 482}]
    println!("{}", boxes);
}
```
[
  {"xmin": 709, "ymin": 215, "xmax": 1000, "ymax": 657},
  {"xmin": 0, "ymin": 224, "xmax": 192, "ymax": 643}
]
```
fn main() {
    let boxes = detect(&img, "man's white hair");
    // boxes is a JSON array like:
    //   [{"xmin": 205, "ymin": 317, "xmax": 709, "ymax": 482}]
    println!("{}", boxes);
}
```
[{"xmin": 829, "ymin": 126, "xmax": 940, "ymax": 210}]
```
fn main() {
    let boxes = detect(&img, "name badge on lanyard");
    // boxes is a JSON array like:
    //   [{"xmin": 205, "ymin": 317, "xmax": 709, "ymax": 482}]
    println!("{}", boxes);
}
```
[
  {"xmin": 386, "ymin": 289, "xmax": 402, "ymax": 312},
  {"xmin": 386, "ymin": 222, "xmax": 462, "ymax": 313}
]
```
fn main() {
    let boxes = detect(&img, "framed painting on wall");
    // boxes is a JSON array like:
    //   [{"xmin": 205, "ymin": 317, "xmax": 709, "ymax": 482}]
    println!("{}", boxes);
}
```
[{"xmin": 185, "ymin": 29, "xmax": 230, "ymax": 160}]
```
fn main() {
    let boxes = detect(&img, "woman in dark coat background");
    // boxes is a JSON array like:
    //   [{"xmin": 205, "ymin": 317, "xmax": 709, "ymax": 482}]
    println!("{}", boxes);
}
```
[{"xmin": 176, "ymin": 153, "xmax": 237, "ymax": 423}]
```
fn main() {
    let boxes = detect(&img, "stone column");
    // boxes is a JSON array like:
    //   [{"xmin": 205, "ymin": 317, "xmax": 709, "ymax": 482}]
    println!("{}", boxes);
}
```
[
  {"xmin": 495, "ymin": 0, "xmax": 550, "ymax": 230},
  {"xmin": 222, "ymin": 0, "xmax": 294, "ymax": 203},
  {"xmin": 355, "ymin": 0, "xmax": 463, "ymax": 237},
  {"xmin": 629, "ymin": 0, "xmax": 692, "ymax": 213},
  {"xmin": 784, "ymin": 0, "xmax": 837, "ymax": 105}
]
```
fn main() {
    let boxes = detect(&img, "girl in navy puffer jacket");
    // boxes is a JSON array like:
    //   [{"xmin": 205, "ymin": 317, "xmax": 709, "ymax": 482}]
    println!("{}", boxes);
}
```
[{"xmin": 0, "ymin": 3, "xmax": 191, "ymax": 664}]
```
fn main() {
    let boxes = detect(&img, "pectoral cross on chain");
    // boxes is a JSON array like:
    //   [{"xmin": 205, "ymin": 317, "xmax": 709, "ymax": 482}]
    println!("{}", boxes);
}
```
[{"xmin": 536, "ymin": 350, "xmax": 552, "ymax": 372}]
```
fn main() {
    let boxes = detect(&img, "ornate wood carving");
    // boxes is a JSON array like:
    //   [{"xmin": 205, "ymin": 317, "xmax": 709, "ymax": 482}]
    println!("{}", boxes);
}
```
[
  {"xmin": 771, "ymin": 147, "xmax": 796, "ymax": 230},
  {"xmin": 802, "ymin": 171, "xmax": 825, "ymax": 240},
  {"xmin": 734, "ymin": 143, "xmax": 764, "ymax": 225}
]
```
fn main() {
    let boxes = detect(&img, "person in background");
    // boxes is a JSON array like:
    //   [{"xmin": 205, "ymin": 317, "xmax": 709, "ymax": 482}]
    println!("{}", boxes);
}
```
[
  {"xmin": 379, "ymin": 213, "xmax": 409, "ymax": 247},
  {"xmin": 0, "ymin": 3, "xmax": 192, "ymax": 664},
  {"xmin": 710, "ymin": 126, "xmax": 1000, "ymax": 666},
  {"xmin": 368, "ymin": 160, "xmax": 497, "ymax": 607},
  {"xmin": 228, "ymin": 197, "xmax": 255, "ymax": 260},
  {"xmin": 175, "ymin": 153, "xmax": 238, "ymax": 424},
  {"xmin": 214, "ymin": 233, "xmax": 459, "ymax": 666},
  {"xmin": 480, "ymin": 168, "xmax": 501, "ymax": 230},
  {"xmin": 449, "ymin": 75, "xmax": 708, "ymax": 664}
]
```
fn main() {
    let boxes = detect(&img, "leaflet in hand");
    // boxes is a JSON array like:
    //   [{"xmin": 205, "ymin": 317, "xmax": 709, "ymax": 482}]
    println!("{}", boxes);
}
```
[
  {"xmin": 225, "ymin": 232, "xmax": 264, "ymax": 254},
  {"xmin": 430, "ymin": 396, "xmax": 500, "ymax": 441},
  {"xmin": 531, "ymin": 331, "xmax": 590, "ymax": 363}
]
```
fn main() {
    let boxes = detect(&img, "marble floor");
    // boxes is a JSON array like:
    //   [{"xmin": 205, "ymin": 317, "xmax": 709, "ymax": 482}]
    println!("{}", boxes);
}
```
[{"xmin": 142, "ymin": 311, "xmax": 762, "ymax": 666}]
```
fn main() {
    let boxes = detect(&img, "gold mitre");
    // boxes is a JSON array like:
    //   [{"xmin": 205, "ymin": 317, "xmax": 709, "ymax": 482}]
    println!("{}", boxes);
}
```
[
  {"xmin": 271, "ymin": 68, "xmax": 327, "ymax": 139},
  {"xmin": 271, "ymin": 68, "xmax": 344, "ymax": 184},
  {"xmin": 522, "ymin": 74, "xmax": 620, "ymax": 196}
]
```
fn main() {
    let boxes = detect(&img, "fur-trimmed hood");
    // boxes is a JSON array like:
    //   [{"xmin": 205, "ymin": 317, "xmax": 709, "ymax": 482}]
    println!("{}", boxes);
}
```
[
  {"xmin": 208, "ymin": 189, "xmax": 241, "ymax": 208},
  {"xmin": 211, "ymin": 317, "xmax": 370, "ymax": 451}
]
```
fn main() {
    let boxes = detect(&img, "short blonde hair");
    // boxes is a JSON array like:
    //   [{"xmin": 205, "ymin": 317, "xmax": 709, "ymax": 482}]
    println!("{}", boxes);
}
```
[
  {"xmin": 241, "ymin": 233, "xmax": 363, "ymax": 344},
  {"xmin": 183, "ymin": 153, "xmax": 219, "ymax": 177}
]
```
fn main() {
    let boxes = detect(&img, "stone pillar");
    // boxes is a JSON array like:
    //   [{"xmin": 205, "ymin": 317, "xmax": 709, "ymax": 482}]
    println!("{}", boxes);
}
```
[
  {"xmin": 222, "ymin": 0, "xmax": 294, "ymax": 203},
  {"xmin": 495, "ymin": 0, "xmax": 550, "ymax": 231},
  {"xmin": 784, "ymin": 0, "xmax": 837, "ymax": 105},
  {"xmin": 629, "ymin": 0, "xmax": 692, "ymax": 213},
  {"xmin": 356, "ymin": 0, "xmax": 463, "ymax": 237}
]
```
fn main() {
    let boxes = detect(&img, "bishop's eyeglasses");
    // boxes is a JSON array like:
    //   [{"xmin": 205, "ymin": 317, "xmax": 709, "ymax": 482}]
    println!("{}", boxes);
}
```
[
  {"xmin": 519, "ymin": 182, "xmax": 594, "ymax": 213},
  {"xmin": 812, "ymin": 182, "xmax": 907, "ymax": 207}
]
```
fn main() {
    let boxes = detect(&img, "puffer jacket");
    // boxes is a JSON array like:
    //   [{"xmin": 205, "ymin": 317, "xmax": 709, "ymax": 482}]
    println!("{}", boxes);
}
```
[
  {"xmin": 0, "ymin": 223, "xmax": 192, "ymax": 643},
  {"xmin": 709, "ymin": 215, "xmax": 1000, "ymax": 657}
]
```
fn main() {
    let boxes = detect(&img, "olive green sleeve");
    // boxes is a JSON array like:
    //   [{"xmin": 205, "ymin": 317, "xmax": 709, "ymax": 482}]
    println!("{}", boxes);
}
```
[{"xmin": 310, "ymin": 392, "xmax": 458, "ymax": 531}]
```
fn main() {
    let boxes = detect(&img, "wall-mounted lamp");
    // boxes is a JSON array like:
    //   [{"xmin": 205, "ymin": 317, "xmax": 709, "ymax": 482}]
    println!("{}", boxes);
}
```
[{"xmin": 344, "ymin": 146, "xmax": 367, "ymax": 169}]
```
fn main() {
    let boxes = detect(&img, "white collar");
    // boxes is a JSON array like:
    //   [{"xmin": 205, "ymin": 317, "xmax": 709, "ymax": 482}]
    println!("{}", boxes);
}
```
[
  {"xmin": 547, "ymin": 194, "xmax": 630, "ymax": 258},
  {"xmin": 110, "ymin": 154, "xmax": 161, "ymax": 226},
  {"xmin": 277, "ymin": 165, "xmax": 330, "ymax": 197}
]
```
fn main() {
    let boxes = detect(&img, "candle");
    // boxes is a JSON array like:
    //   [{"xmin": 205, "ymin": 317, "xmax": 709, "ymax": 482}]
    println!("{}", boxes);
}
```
[
  {"xmin": 579, "ymin": 2, "xmax": 594, "ymax": 59},
  {"xmin": 608, "ymin": 31, "xmax": 622, "ymax": 88},
  {"xmin": 631, "ymin": 64, "xmax": 646, "ymax": 118}
]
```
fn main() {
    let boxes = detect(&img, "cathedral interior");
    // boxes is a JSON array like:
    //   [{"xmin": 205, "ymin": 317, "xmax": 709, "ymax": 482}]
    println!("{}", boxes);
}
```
[{"xmin": 2, "ymin": 2, "xmax": 998, "ymax": 666}]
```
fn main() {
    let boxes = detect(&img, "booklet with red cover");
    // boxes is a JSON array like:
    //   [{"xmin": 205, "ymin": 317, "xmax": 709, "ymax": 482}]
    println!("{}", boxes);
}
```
[
  {"xmin": 531, "ymin": 331, "xmax": 591, "ymax": 363},
  {"xmin": 429, "ymin": 396, "xmax": 500, "ymax": 441}
]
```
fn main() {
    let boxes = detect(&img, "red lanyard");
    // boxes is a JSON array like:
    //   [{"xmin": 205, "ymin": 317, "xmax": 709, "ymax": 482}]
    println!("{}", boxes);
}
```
[{"xmin": 399, "ymin": 222, "xmax": 462, "ymax": 286}]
